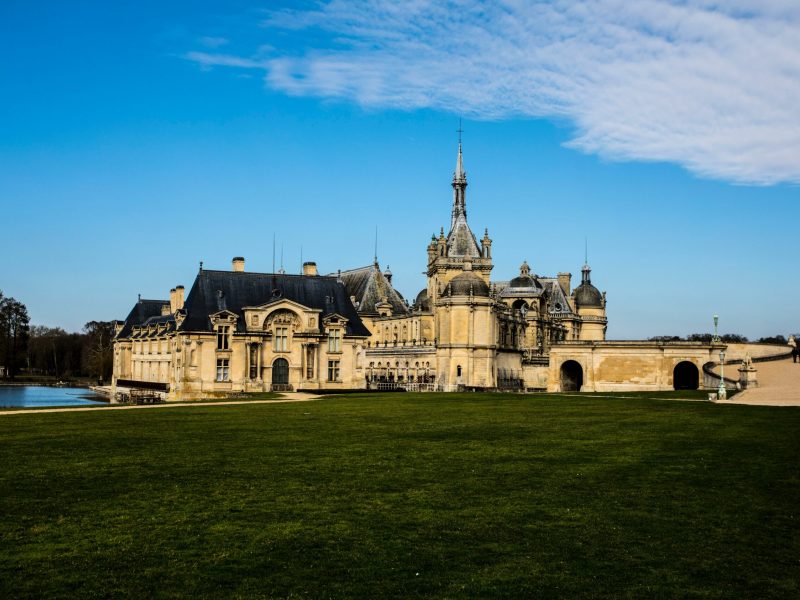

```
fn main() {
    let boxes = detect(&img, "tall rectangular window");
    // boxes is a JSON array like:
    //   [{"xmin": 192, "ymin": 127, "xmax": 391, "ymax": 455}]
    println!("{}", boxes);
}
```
[
  {"xmin": 327, "ymin": 360, "xmax": 340, "ymax": 382},
  {"xmin": 274, "ymin": 327, "xmax": 288, "ymax": 352},
  {"xmin": 327, "ymin": 329, "xmax": 341, "ymax": 353},
  {"xmin": 216, "ymin": 358, "xmax": 230, "ymax": 382},
  {"xmin": 216, "ymin": 325, "xmax": 230, "ymax": 350}
]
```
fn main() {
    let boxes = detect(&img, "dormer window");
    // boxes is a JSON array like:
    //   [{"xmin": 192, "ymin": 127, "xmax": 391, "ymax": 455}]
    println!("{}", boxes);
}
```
[
  {"xmin": 216, "ymin": 325, "xmax": 230, "ymax": 350},
  {"xmin": 328, "ymin": 328, "xmax": 342, "ymax": 353}
]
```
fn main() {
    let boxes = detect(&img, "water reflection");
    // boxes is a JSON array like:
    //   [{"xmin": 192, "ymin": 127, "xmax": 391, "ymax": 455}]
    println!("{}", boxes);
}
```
[{"xmin": 0, "ymin": 386, "xmax": 107, "ymax": 408}]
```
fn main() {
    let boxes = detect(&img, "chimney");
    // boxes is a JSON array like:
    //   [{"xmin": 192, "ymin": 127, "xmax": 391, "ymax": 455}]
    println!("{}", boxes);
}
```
[
  {"xmin": 169, "ymin": 288, "xmax": 177, "ymax": 313},
  {"xmin": 174, "ymin": 285, "xmax": 185, "ymax": 311},
  {"xmin": 557, "ymin": 272, "xmax": 572, "ymax": 295},
  {"xmin": 232, "ymin": 257, "xmax": 245, "ymax": 272},
  {"xmin": 303, "ymin": 261, "xmax": 318, "ymax": 276}
]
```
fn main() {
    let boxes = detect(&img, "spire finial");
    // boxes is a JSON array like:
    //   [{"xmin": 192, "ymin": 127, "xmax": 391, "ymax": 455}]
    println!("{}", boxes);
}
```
[
  {"xmin": 374, "ymin": 225, "xmax": 378, "ymax": 265},
  {"xmin": 451, "ymin": 121, "xmax": 468, "ymax": 229},
  {"xmin": 454, "ymin": 122, "xmax": 465, "ymax": 180},
  {"xmin": 585, "ymin": 236, "xmax": 588, "ymax": 265}
]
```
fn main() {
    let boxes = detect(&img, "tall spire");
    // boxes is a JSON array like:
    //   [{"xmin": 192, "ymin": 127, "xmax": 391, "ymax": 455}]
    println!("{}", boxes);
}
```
[
  {"xmin": 445, "ymin": 125, "xmax": 481, "ymax": 259},
  {"xmin": 582, "ymin": 237, "xmax": 591, "ymax": 283},
  {"xmin": 451, "ymin": 122, "xmax": 468, "ymax": 229}
]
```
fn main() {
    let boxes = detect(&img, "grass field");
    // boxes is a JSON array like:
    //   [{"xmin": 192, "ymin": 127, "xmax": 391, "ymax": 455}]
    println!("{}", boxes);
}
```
[{"xmin": 1, "ymin": 393, "xmax": 798, "ymax": 598}]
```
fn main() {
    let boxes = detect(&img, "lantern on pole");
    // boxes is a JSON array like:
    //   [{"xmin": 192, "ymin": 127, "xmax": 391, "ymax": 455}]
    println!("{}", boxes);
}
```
[{"xmin": 718, "ymin": 349, "xmax": 727, "ymax": 400}]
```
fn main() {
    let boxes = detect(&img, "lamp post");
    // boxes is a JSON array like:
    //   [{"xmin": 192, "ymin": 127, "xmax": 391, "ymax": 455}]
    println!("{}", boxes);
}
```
[
  {"xmin": 712, "ymin": 314, "xmax": 720, "ymax": 343},
  {"xmin": 718, "ymin": 349, "xmax": 727, "ymax": 400}
]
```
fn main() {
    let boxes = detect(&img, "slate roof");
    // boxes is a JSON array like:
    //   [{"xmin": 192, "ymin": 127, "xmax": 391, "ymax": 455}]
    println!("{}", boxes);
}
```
[
  {"xmin": 494, "ymin": 277, "xmax": 575, "ymax": 316},
  {"xmin": 130, "ymin": 316, "xmax": 176, "ymax": 339},
  {"xmin": 336, "ymin": 264, "xmax": 409, "ymax": 316},
  {"xmin": 178, "ymin": 269, "xmax": 371, "ymax": 337},
  {"xmin": 116, "ymin": 299, "xmax": 170, "ymax": 338},
  {"xmin": 446, "ymin": 216, "xmax": 481, "ymax": 258},
  {"xmin": 447, "ymin": 272, "xmax": 490, "ymax": 297},
  {"xmin": 574, "ymin": 282, "xmax": 603, "ymax": 307},
  {"xmin": 541, "ymin": 279, "xmax": 575, "ymax": 315}
]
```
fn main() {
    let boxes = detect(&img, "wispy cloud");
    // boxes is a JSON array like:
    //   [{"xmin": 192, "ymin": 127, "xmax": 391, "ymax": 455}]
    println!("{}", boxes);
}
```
[
  {"xmin": 199, "ymin": 36, "xmax": 229, "ymax": 49},
  {"xmin": 187, "ymin": 0, "xmax": 800, "ymax": 185},
  {"xmin": 185, "ymin": 51, "xmax": 266, "ymax": 70}
]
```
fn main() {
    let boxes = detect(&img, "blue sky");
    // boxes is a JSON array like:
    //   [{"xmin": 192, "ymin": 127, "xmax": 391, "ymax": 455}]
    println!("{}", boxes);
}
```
[{"xmin": 1, "ymin": 1, "xmax": 798, "ymax": 339}]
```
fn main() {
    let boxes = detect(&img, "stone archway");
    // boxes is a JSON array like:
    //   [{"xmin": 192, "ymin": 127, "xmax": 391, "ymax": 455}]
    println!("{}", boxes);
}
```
[
  {"xmin": 272, "ymin": 358, "xmax": 289, "ymax": 386},
  {"xmin": 673, "ymin": 361, "xmax": 699, "ymax": 390},
  {"xmin": 560, "ymin": 360, "xmax": 583, "ymax": 392}
]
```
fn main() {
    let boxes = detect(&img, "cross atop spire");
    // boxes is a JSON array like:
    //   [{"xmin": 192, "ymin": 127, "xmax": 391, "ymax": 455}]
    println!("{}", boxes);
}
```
[{"xmin": 454, "ymin": 119, "xmax": 466, "ymax": 183}]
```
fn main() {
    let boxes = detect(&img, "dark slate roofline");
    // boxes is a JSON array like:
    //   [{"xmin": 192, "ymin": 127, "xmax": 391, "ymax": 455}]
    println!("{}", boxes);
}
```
[
  {"xmin": 200, "ymin": 269, "xmax": 340, "ymax": 278},
  {"xmin": 115, "ymin": 298, "xmax": 172, "ymax": 340},
  {"xmin": 179, "ymin": 268, "xmax": 372, "ymax": 337},
  {"xmin": 334, "ymin": 265, "xmax": 374, "ymax": 274}
]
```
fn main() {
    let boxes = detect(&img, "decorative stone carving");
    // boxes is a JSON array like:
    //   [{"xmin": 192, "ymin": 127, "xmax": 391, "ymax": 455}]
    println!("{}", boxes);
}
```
[{"xmin": 264, "ymin": 309, "xmax": 301, "ymax": 331}]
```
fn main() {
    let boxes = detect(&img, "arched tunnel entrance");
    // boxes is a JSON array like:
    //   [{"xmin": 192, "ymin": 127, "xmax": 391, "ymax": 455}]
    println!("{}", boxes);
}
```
[
  {"xmin": 560, "ymin": 360, "xmax": 583, "ymax": 392},
  {"xmin": 673, "ymin": 361, "xmax": 699, "ymax": 390}
]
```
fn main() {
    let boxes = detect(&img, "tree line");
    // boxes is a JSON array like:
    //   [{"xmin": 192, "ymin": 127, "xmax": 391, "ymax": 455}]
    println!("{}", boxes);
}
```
[
  {"xmin": 1, "ymin": 290, "xmax": 114, "ymax": 382},
  {"xmin": 648, "ymin": 334, "xmax": 796, "ymax": 344}
]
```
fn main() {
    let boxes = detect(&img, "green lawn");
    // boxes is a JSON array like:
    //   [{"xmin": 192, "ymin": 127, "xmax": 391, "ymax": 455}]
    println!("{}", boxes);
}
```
[{"xmin": 1, "ymin": 393, "xmax": 798, "ymax": 598}]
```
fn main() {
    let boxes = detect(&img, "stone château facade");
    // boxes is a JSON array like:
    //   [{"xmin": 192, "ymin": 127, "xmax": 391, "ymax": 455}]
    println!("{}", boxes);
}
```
[{"xmin": 112, "ymin": 142, "xmax": 720, "ymax": 400}]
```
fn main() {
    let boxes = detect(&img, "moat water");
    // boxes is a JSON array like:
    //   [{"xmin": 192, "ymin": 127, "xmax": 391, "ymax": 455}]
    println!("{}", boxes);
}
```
[{"xmin": 0, "ymin": 386, "xmax": 107, "ymax": 408}]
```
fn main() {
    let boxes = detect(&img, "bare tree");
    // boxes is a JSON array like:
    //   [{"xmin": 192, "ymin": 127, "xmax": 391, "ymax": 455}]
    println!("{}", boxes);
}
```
[
  {"xmin": 0, "ymin": 292, "xmax": 31, "ymax": 379},
  {"xmin": 83, "ymin": 321, "xmax": 114, "ymax": 383}
]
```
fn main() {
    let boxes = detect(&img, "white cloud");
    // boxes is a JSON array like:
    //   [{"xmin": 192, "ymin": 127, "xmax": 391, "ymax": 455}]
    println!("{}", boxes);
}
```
[{"xmin": 188, "ymin": 0, "xmax": 800, "ymax": 185}]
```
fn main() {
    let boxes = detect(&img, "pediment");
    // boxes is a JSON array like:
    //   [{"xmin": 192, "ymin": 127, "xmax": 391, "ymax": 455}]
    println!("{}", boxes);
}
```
[
  {"xmin": 243, "ymin": 298, "xmax": 321, "ymax": 314},
  {"xmin": 322, "ymin": 312, "xmax": 349, "ymax": 326},
  {"xmin": 209, "ymin": 309, "xmax": 238, "ymax": 321}
]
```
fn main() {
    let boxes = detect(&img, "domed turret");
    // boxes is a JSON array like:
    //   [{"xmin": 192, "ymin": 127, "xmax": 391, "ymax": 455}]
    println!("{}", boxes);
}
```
[
  {"xmin": 415, "ymin": 288, "xmax": 431, "ymax": 311},
  {"xmin": 508, "ymin": 261, "xmax": 542, "ymax": 291},
  {"xmin": 448, "ymin": 272, "xmax": 490, "ymax": 297},
  {"xmin": 573, "ymin": 263, "xmax": 603, "ymax": 307}
]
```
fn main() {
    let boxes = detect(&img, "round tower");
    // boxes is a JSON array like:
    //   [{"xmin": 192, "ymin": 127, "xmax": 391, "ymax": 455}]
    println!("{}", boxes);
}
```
[{"xmin": 573, "ymin": 263, "xmax": 607, "ymax": 340}]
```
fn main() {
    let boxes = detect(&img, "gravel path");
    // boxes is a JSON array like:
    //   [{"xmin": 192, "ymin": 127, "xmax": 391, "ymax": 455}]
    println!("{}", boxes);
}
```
[{"xmin": 718, "ymin": 357, "xmax": 800, "ymax": 407}]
